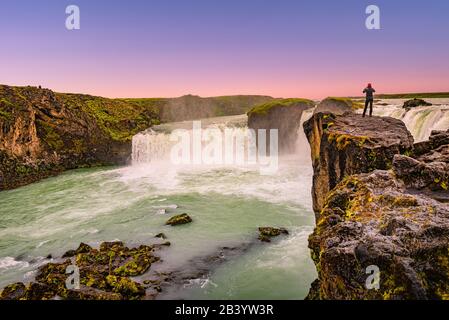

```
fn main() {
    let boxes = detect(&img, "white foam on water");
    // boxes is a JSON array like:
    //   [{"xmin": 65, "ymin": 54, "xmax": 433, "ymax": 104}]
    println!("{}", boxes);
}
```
[
  {"xmin": 0, "ymin": 257, "xmax": 29, "ymax": 271},
  {"xmin": 371, "ymin": 101, "xmax": 449, "ymax": 142},
  {"xmin": 125, "ymin": 111, "xmax": 315, "ymax": 208}
]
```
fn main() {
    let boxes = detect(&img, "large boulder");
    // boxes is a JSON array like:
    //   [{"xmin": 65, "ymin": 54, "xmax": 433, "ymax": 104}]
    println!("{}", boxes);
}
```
[
  {"xmin": 402, "ymin": 98, "xmax": 432, "ymax": 109},
  {"xmin": 314, "ymin": 97, "xmax": 363, "ymax": 115},
  {"xmin": 247, "ymin": 98, "xmax": 315, "ymax": 153},
  {"xmin": 303, "ymin": 112, "xmax": 414, "ymax": 216}
]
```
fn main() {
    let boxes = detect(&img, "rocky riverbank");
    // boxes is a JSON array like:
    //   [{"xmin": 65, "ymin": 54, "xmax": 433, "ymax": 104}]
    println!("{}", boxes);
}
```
[
  {"xmin": 304, "ymin": 112, "xmax": 449, "ymax": 299},
  {"xmin": 0, "ymin": 223, "xmax": 288, "ymax": 300}
]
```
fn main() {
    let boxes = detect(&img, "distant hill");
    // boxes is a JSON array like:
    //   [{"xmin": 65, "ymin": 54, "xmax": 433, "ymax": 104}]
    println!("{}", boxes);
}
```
[
  {"xmin": 123, "ymin": 94, "xmax": 274, "ymax": 122},
  {"xmin": 351, "ymin": 92, "xmax": 449, "ymax": 99}
]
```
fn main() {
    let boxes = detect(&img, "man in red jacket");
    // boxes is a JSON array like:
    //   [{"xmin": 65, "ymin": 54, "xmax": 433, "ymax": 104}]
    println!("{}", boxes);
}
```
[{"xmin": 363, "ymin": 83, "xmax": 376, "ymax": 117}]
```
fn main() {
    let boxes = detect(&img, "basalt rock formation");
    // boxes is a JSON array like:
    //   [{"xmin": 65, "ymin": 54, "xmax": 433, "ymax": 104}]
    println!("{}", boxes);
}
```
[
  {"xmin": 258, "ymin": 227, "xmax": 289, "ymax": 242},
  {"xmin": 304, "ymin": 113, "xmax": 449, "ymax": 300},
  {"xmin": 247, "ymin": 98, "xmax": 315, "ymax": 153},
  {"xmin": 0, "ymin": 85, "xmax": 160, "ymax": 190},
  {"xmin": 303, "ymin": 112, "xmax": 414, "ymax": 215}
]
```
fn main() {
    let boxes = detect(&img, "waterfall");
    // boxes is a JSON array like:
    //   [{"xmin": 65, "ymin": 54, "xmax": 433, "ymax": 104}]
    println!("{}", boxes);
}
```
[
  {"xmin": 131, "ymin": 114, "xmax": 251, "ymax": 165},
  {"xmin": 372, "ymin": 103, "xmax": 449, "ymax": 142},
  {"xmin": 132, "ymin": 102, "xmax": 449, "ymax": 167},
  {"xmin": 132, "ymin": 130, "xmax": 174, "ymax": 164},
  {"xmin": 131, "ymin": 111, "xmax": 315, "ymax": 167}
]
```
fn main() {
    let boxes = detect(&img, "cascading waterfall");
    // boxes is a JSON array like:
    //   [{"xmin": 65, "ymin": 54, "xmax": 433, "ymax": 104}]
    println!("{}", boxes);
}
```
[
  {"xmin": 131, "ymin": 114, "xmax": 252, "ymax": 166},
  {"xmin": 132, "ymin": 130, "xmax": 174, "ymax": 163},
  {"xmin": 132, "ymin": 111, "xmax": 316, "ymax": 167},
  {"xmin": 132, "ymin": 102, "xmax": 449, "ymax": 166},
  {"xmin": 372, "ymin": 102, "xmax": 449, "ymax": 142}
]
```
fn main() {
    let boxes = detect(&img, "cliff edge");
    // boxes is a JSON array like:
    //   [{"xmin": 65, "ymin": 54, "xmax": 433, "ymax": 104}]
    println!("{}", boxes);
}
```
[
  {"xmin": 304, "ymin": 112, "xmax": 449, "ymax": 300},
  {"xmin": 248, "ymin": 98, "xmax": 315, "ymax": 153}
]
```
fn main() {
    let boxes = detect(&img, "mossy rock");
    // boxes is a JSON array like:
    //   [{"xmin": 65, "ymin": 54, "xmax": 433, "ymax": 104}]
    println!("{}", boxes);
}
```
[
  {"xmin": 62, "ymin": 242, "xmax": 93, "ymax": 258},
  {"xmin": 99, "ymin": 241, "xmax": 125, "ymax": 252},
  {"xmin": 155, "ymin": 232, "xmax": 167, "ymax": 239},
  {"xmin": 0, "ymin": 240, "xmax": 168, "ymax": 300},
  {"xmin": 65, "ymin": 287, "xmax": 122, "ymax": 300},
  {"xmin": 165, "ymin": 213, "xmax": 193, "ymax": 226},
  {"xmin": 258, "ymin": 227, "xmax": 288, "ymax": 242},
  {"xmin": 105, "ymin": 275, "xmax": 145, "ymax": 300},
  {"xmin": 113, "ymin": 254, "xmax": 159, "ymax": 277},
  {"xmin": 0, "ymin": 282, "xmax": 27, "ymax": 300},
  {"xmin": 24, "ymin": 282, "xmax": 56, "ymax": 300},
  {"xmin": 247, "ymin": 98, "xmax": 314, "ymax": 116}
]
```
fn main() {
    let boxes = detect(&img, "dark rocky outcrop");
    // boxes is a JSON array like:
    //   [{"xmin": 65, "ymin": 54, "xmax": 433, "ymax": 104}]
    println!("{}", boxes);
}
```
[
  {"xmin": 0, "ymin": 85, "xmax": 160, "ymax": 190},
  {"xmin": 402, "ymin": 98, "xmax": 432, "ymax": 109},
  {"xmin": 247, "ymin": 98, "xmax": 315, "ymax": 153},
  {"xmin": 303, "ymin": 112, "xmax": 414, "ymax": 215},
  {"xmin": 314, "ymin": 97, "xmax": 363, "ymax": 115},
  {"xmin": 258, "ymin": 227, "xmax": 289, "ymax": 242},
  {"xmin": 0, "ymin": 241, "xmax": 165, "ymax": 300},
  {"xmin": 304, "ymin": 114, "xmax": 449, "ymax": 300},
  {"xmin": 165, "ymin": 213, "xmax": 193, "ymax": 226}
]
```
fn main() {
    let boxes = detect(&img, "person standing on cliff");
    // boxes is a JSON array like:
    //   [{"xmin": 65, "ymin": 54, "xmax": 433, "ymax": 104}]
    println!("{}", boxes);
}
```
[{"xmin": 362, "ymin": 83, "xmax": 375, "ymax": 117}]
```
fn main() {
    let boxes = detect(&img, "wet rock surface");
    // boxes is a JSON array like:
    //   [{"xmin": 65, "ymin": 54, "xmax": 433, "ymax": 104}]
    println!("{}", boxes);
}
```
[
  {"xmin": 0, "ymin": 241, "xmax": 165, "ymax": 300},
  {"xmin": 165, "ymin": 213, "xmax": 193, "ymax": 226},
  {"xmin": 258, "ymin": 227, "xmax": 289, "ymax": 242},
  {"xmin": 304, "ymin": 114, "xmax": 449, "ymax": 300}
]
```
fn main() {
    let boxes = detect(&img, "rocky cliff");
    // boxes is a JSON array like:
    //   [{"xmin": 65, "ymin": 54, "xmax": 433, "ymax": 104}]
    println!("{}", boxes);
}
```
[
  {"xmin": 304, "ymin": 112, "xmax": 449, "ymax": 299},
  {"xmin": 303, "ymin": 112, "xmax": 414, "ymax": 215},
  {"xmin": 247, "ymin": 98, "xmax": 315, "ymax": 153},
  {"xmin": 0, "ymin": 85, "xmax": 160, "ymax": 190}
]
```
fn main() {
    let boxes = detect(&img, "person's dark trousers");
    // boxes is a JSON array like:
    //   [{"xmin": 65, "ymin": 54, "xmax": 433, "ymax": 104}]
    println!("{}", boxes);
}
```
[{"xmin": 363, "ymin": 99, "xmax": 373, "ymax": 117}]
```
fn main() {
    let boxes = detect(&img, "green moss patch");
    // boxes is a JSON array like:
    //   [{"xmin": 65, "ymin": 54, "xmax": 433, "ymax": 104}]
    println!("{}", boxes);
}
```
[{"xmin": 247, "ymin": 98, "xmax": 315, "ymax": 116}]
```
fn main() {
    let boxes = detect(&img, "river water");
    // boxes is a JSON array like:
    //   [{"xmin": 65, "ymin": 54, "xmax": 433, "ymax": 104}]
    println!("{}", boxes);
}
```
[{"xmin": 0, "ymin": 100, "xmax": 447, "ymax": 299}]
